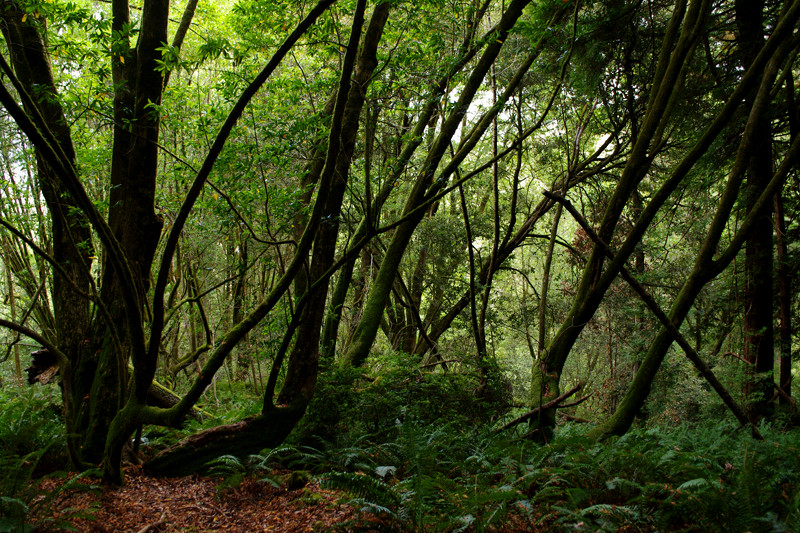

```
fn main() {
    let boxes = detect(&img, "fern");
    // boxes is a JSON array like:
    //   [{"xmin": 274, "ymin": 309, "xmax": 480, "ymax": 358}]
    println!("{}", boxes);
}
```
[
  {"xmin": 207, "ymin": 454, "xmax": 246, "ymax": 476},
  {"xmin": 320, "ymin": 470, "xmax": 413, "ymax": 531},
  {"xmin": 322, "ymin": 471, "xmax": 401, "ymax": 507}
]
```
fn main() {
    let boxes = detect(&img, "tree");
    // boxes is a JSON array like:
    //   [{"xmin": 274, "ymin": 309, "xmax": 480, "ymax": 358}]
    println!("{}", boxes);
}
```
[
  {"xmin": 528, "ymin": 0, "xmax": 800, "ymax": 440},
  {"xmin": 2, "ymin": 0, "xmax": 588, "ymax": 482},
  {"xmin": 3, "ymin": 0, "xmax": 796, "ymax": 486},
  {"xmin": 1, "ymin": 0, "xmax": 340, "ymax": 482}
]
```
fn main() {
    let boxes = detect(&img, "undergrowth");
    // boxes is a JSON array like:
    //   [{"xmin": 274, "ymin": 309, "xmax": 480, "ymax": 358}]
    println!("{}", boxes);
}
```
[
  {"xmin": 526, "ymin": 421, "xmax": 800, "ymax": 532},
  {"xmin": 199, "ymin": 355, "xmax": 800, "ymax": 531},
  {"xmin": 7, "ymin": 364, "xmax": 798, "ymax": 532},
  {"xmin": 0, "ymin": 385, "xmax": 99, "ymax": 532},
  {"xmin": 228, "ymin": 412, "xmax": 800, "ymax": 532}
]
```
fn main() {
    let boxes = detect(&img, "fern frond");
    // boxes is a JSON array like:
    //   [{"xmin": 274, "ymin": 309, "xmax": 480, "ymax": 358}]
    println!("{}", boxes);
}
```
[
  {"xmin": 321, "ymin": 471, "xmax": 401, "ymax": 509},
  {"xmin": 207, "ymin": 454, "xmax": 245, "ymax": 476}
]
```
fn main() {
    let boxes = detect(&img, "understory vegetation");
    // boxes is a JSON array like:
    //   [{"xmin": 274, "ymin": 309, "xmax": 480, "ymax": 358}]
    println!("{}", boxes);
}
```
[{"xmin": 3, "ymin": 369, "xmax": 800, "ymax": 532}]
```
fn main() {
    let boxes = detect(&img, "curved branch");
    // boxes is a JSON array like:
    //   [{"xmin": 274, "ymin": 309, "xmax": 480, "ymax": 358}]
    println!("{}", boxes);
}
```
[
  {"xmin": 0, "ymin": 318, "xmax": 69, "ymax": 370},
  {"xmin": 148, "ymin": 0, "xmax": 338, "ymax": 371}
]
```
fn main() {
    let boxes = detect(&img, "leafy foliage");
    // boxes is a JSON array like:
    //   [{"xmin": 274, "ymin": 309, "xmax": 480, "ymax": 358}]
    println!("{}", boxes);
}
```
[
  {"xmin": 522, "ymin": 422, "xmax": 800, "ymax": 532},
  {"xmin": 293, "ymin": 352, "xmax": 492, "ymax": 446}
]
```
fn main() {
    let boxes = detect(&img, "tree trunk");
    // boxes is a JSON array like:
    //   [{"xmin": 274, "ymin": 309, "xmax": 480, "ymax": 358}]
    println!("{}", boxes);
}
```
[
  {"xmin": 776, "ymin": 71, "xmax": 798, "ymax": 405},
  {"xmin": 278, "ymin": 0, "xmax": 389, "ymax": 406},
  {"xmin": 736, "ymin": 0, "xmax": 775, "ymax": 421},
  {"xmin": 344, "ymin": 0, "xmax": 538, "ymax": 367},
  {"xmin": 1, "ymin": 1, "xmax": 95, "ymax": 464},
  {"xmin": 145, "ymin": 406, "xmax": 306, "ymax": 476}
]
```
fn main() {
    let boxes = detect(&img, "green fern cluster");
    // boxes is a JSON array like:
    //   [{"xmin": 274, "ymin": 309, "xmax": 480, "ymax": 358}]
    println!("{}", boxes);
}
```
[
  {"xmin": 199, "ymin": 360, "xmax": 800, "ymax": 533},
  {"xmin": 0, "ymin": 386, "xmax": 99, "ymax": 532},
  {"xmin": 520, "ymin": 422, "xmax": 800, "ymax": 532},
  {"xmin": 313, "ymin": 419, "xmax": 530, "ymax": 532},
  {"xmin": 279, "ymin": 414, "xmax": 800, "ymax": 532}
]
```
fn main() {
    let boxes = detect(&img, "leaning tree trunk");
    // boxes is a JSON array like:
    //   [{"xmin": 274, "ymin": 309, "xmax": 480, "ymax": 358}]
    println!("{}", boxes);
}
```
[
  {"xmin": 528, "ymin": 0, "xmax": 716, "ymax": 441},
  {"xmin": 145, "ymin": 0, "xmax": 390, "ymax": 477},
  {"xmin": 277, "ymin": 1, "xmax": 390, "ymax": 408},
  {"xmin": 589, "ymin": 38, "xmax": 800, "ymax": 438}
]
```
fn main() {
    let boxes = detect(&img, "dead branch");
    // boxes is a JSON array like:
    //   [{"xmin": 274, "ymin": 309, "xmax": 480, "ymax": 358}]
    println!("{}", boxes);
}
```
[
  {"xmin": 419, "ymin": 359, "xmax": 462, "ymax": 370},
  {"xmin": 136, "ymin": 513, "xmax": 167, "ymax": 533},
  {"xmin": 498, "ymin": 383, "xmax": 582, "ymax": 431},
  {"xmin": 769, "ymin": 381, "xmax": 797, "ymax": 411}
]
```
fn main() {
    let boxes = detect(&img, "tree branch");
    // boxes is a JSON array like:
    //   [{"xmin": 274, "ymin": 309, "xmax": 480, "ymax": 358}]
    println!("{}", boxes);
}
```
[
  {"xmin": 546, "ymin": 191, "xmax": 762, "ymax": 439},
  {"xmin": 498, "ymin": 384, "xmax": 583, "ymax": 431}
]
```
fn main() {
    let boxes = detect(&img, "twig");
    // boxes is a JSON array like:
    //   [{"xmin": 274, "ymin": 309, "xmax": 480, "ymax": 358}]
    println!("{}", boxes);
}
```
[
  {"xmin": 721, "ymin": 351, "xmax": 752, "ymax": 364},
  {"xmin": 559, "ymin": 394, "xmax": 592, "ymax": 409},
  {"xmin": 136, "ymin": 513, "xmax": 167, "ymax": 533}
]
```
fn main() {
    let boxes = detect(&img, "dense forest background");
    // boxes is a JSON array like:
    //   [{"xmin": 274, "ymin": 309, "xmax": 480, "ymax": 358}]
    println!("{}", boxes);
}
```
[{"xmin": 1, "ymin": 0, "xmax": 799, "ymax": 530}]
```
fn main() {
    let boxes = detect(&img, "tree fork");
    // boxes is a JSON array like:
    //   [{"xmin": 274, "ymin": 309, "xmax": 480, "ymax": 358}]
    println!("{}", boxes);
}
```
[{"xmin": 546, "ymin": 192, "xmax": 761, "ymax": 439}]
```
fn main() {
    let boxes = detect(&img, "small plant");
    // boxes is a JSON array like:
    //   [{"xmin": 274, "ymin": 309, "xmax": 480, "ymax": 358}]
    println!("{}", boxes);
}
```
[
  {"xmin": 0, "ymin": 437, "xmax": 100, "ymax": 531},
  {"xmin": 0, "ymin": 385, "xmax": 99, "ymax": 531}
]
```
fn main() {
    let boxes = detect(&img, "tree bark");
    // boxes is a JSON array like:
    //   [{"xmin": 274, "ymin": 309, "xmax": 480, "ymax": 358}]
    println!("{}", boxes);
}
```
[{"xmin": 736, "ymin": 0, "xmax": 775, "ymax": 422}]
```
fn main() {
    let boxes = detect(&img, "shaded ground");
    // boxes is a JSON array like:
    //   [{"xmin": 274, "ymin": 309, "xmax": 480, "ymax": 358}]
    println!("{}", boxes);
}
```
[{"xmin": 33, "ymin": 466, "xmax": 375, "ymax": 532}]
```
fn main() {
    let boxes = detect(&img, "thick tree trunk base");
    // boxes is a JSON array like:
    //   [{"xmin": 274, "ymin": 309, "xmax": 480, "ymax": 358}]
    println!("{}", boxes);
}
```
[{"xmin": 143, "ymin": 407, "xmax": 304, "ymax": 477}]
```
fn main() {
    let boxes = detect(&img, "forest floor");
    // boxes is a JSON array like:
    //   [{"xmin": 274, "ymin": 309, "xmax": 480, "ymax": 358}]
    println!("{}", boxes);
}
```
[
  {"xmin": 32, "ymin": 465, "xmax": 380, "ymax": 532},
  {"xmin": 31, "ymin": 464, "xmax": 537, "ymax": 532}
]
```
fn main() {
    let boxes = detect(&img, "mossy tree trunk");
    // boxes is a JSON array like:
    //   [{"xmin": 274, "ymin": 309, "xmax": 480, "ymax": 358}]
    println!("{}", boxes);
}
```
[
  {"xmin": 277, "ymin": 0, "xmax": 390, "ymax": 406},
  {"xmin": 776, "ymin": 72, "xmax": 798, "ymax": 406},
  {"xmin": 589, "ymin": 22, "xmax": 800, "ymax": 437},
  {"xmin": 343, "ymin": 0, "xmax": 546, "ymax": 367}
]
